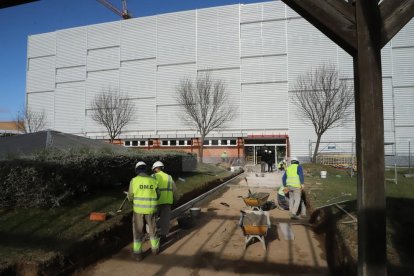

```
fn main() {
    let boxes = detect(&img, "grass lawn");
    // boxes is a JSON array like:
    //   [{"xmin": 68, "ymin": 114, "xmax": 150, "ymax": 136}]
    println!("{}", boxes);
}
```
[
  {"xmin": 0, "ymin": 163, "xmax": 232, "ymax": 273},
  {"xmin": 303, "ymin": 163, "xmax": 414, "ymax": 274}
]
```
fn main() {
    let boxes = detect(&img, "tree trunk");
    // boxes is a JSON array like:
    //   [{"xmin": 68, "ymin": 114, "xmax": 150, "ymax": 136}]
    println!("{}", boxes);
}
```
[
  {"xmin": 199, "ymin": 136, "xmax": 205, "ymax": 163},
  {"xmin": 312, "ymin": 134, "xmax": 322, "ymax": 163}
]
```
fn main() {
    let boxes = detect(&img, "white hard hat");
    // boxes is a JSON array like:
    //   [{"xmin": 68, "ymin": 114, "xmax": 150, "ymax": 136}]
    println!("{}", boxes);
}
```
[
  {"xmin": 290, "ymin": 157, "xmax": 299, "ymax": 162},
  {"xmin": 135, "ymin": 161, "xmax": 147, "ymax": 169},
  {"xmin": 152, "ymin": 161, "xmax": 164, "ymax": 171}
]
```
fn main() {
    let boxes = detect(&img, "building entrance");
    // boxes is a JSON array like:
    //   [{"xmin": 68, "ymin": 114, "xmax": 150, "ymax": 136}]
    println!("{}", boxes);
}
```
[{"xmin": 244, "ymin": 139, "xmax": 287, "ymax": 166}]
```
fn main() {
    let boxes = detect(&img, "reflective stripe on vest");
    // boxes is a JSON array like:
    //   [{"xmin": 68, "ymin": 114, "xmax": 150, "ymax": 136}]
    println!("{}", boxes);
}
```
[
  {"xmin": 286, "ymin": 164, "xmax": 301, "ymax": 188},
  {"xmin": 132, "ymin": 176, "xmax": 158, "ymax": 214},
  {"xmin": 154, "ymin": 171, "xmax": 173, "ymax": 204}
]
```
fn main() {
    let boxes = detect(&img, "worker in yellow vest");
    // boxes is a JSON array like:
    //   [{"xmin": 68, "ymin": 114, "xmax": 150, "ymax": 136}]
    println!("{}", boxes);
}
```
[
  {"xmin": 152, "ymin": 161, "xmax": 177, "ymax": 243},
  {"xmin": 282, "ymin": 157, "xmax": 305, "ymax": 220},
  {"xmin": 127, "ymin": 161, "xmax": 160, "ymax": 261}
]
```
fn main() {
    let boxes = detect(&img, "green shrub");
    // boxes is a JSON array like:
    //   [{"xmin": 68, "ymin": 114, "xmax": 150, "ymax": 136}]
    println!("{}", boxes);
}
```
[{"xmin": 0, "ymin": 149, "xmax": 196, "ymax": 208}]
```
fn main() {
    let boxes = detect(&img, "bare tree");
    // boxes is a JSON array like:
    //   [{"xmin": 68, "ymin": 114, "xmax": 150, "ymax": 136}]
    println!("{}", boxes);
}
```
[
  {"xmin": 292, "ymin": 63, "xmax": 353, "ymax": 163},
  {"xmin": 90, "ymin": 88, "xmax": 135, "ymax": 143},
  {"xmin": 16, "ymin": 106, "xmax": 47, "ymax": 133},
  {"xmin": 176, "ymin": 73, "xmax": 237, "ymax": 163}
]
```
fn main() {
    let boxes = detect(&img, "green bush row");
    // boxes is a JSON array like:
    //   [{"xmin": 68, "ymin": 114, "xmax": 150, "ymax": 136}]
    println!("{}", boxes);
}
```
[{"xmin": 0, "ymin": 149, "xmax": 197, "ymax": 208}]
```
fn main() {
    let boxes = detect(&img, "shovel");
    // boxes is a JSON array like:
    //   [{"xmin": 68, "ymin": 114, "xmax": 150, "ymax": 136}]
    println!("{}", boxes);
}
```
[{"xmin": 89, "ymin": 192, "xmax": 128, "ymax": 221}]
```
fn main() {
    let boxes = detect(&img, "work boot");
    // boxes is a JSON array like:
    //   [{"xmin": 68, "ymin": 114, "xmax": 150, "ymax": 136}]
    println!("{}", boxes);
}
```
[
  {"xmin": 152, "ymin": 247, "xmax": 160, "ymax": 255},
  {"xmin": 290, "ymin": 214, "xmax": 300, "ymax": 220},
  {"xmin": 133, "ymin": 253, "xmax": 143, "ymax": 261}
]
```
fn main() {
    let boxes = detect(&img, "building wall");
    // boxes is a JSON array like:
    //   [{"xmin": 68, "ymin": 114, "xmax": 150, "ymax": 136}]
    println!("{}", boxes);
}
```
[{"xmin": 26, "ymin": 1, "xmax": 414, "ymax": 160}]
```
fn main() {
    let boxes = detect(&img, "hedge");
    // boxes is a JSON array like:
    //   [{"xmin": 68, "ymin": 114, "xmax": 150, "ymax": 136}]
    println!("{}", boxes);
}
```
[{"xmin": 0, "ymin": 149, "xmax": 196, "ymax": 208}]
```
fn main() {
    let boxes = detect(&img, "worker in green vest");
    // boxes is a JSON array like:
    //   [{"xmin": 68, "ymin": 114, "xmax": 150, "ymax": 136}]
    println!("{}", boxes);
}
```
[
  {"xmin": 152, "ymin": 161, "xmax": 177, "ymax": 243},
  {"xmin": 127, "ymin": 161, "xmax": 160, "ymax": 261},
  {"xmin": 282, "ymin": 157, "xmax": 305, "ymax": 219},
  {"xmin": 221, "ymin": 150, "xmax": 228, "ymax": 163}
]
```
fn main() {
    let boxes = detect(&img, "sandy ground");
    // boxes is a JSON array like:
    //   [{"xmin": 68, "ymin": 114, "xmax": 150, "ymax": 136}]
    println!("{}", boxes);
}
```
[{"xmin": 74, "ymin": 170, "xmax": 328, "ymax": 276}]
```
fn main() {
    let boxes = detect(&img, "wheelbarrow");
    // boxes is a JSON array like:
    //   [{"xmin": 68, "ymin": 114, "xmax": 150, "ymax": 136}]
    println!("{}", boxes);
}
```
[
  {"xmin": 242, "ymin": 192, "xmax": 270, "ymax": 211},
  {"xmin": 239, "ymin": 210, "xmax": 271, "ymax": 251}
]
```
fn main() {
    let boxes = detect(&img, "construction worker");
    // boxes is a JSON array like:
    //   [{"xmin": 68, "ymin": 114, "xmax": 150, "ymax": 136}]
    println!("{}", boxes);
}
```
[
  {"xmin": 127, "ymin": 161, "xmax": 160, "ymax": 261},
  {"xmin": 277, "ymin": 159, "xmax": 286, "ymax": 172},
  {"xmin": 282, "ymin": 157, "xmax": 305, "ymax": 219},
  {"xmin": 277, "ymin": 186, "xmax": 290, "ymax": 210},
  {"xmin": 151, "ymin": 161, "xmax": 177, "ymax": 243},
  {"xmin": 221, "ymin": 150, "xmax": 228, "ymax": 163}
]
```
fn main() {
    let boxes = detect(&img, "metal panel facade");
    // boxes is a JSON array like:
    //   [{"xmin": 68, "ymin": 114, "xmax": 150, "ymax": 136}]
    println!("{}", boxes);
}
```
[
  {"xmin": 27, "ymin": 92, "xmax": 54, "ymax": 129},
  {"xmin": 26, "ymin": 1, "xmax": 414, "ymax": 158},
  {"xmin": 28, "ymin": 32, "xmax": 55, "ymax": 58},
  {"xmin": 157, "ymin": 11, "xmax": 196, "ymax": 65},
  {"xmin": 54, "ymin": 84, "xmax": 85, "ymax": 133}
]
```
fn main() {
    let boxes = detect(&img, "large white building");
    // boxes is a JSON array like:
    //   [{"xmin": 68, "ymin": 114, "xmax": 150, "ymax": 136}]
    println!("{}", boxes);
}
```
[{"xmin": 26, "ymin": 1, "xmax": 414, "ymax": 163}]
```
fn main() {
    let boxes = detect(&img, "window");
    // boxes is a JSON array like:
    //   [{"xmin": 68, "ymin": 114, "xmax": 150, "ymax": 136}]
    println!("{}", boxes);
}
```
[
  {"xmin": 132, "ymin": 141, "xmax": 138, "ymax": 147},
  {"xmin": 211, "ymin": 140, "xmax": 219, "ymax": 146},
  {"xmin": 139, "ymin": 140, "xmax": 146, "ymax": 146},
  {"xmin": 149, "ymin": 140, "xmax": 153, "ymax": 146},
  {"xmin": 230, "ymin": 139, "xmax": 237, "ymax": 145},
  {"xmin": 220, "ymin": 139, "xmax": 228, "ymax": 146},
  {"xmin": 125, "ymin": 141, "xmax": 131, "ymax": 146},
  {"xmin": 186, "ymin": 140, "xmax": 192, "ymax": 146},
  {"xmin": 178, "ymin": 140, "xmax": 185, "ymax": 146},
  {"xmin": 203, "ymin": 140, "xmax": 210, "ymax": 146},
  {"xmin": 162, "ymin": 140, "xmax": 168, "ymax": 146},
  {"xmin": 170, "ymin": 140, "xmax": 177, "ymax": 146}
]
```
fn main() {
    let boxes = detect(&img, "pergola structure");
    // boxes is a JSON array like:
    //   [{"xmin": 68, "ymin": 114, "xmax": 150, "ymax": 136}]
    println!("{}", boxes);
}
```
[{"xmin": 281, "ymin": 0, "xmax": 414, "ymax": 275}]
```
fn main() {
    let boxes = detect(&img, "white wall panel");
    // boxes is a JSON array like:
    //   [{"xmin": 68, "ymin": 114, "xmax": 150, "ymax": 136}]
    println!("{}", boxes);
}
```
[
  {"xmin": 54, "ymin": 84, "xmax": 85, "ymax": 133},
  {"xmin": 382, "ymin": 78, "xmax": 394, "ymax": 120},
  {"xmin": 157, "ymin": 11, "xmax": 196, "ymax": 65},
  {"xmin": 242, "ymin": 55, "xmax": 287, "ymax": 84},
  {"xmin": 87, "ymin": 21, "xmax": 120, "ymax": 49},
  {"xmin": 120, "ymin": 59, "xmax": 156, "ymax": 98},
  {"xmin": 85, "ymin": 69, "xmax": 119, "ymax": 108},
  {"xmin": 157, "ymin": 105, "xmax": 188, "ymax": 131},
  {"xmin": 157, "ymin": 63, "xmax": 196, "ymax": 106},
  {"xmin": 286, "ymin": 5, "xmax": 299, "ymax": 18},
  {"xmin": 85, "ymin": 109, "xmax": 106, "ymax": 133},
  {"xmin": 197, "ymin": 5, "xmax": 240, "ymax": 70},
  {"xmin": 394, "ymin": 87, "xmax": 414, "ymax": 126},
  {"xmin": 396, "ymin": 127, "xmax": 414, "ymax": 155},
  {"xmin": 241, "ymin": 3, "xmax": 261, "ymax": 23},
  {"xmin": 262, "ymin": 21, "xmax": 286, "ymax": 56},
  {"xmin": 262, "ymin": 1, "xmax": 285, "ymax": 21},
  {"xmin": 56, "ymin": 66, "xmax": 86, "ymax": 83},
  {"xmin": 28, "ymin": 32, "xmax": 55, "ymax": 58},
  {"xmin": 392, "ymin": 19, "xmax": 414, "ymax": 48},
  {"xmin": 27, "ymin": 92, "xmax": 54, "ymax": 129},
  {"xmin": 56, "ymin": 27, "xmax": 87, "ymax": 68},
  {"xmin": 338, "ymin": 48, "xmax": 353, "ymax": 79},
  {"xmin": 27, "ymin": 56, "xmax": 55, "ymax": 92},
  {"xmin": 381, "ymin": 43, "xmax": 392, "ymax": 77},
  {"xmin": 208, "ymin": 69, "xmax": 241, "ymax": 129},
  {"xmin": 124, "ymin": 98, "xmax": 155, "ymax": 132},
  {"xmin": 241, "ymin": 23, "xmax": 262, "ymax": 57},
  {"xmin": 241, "ymin": 83, "xmax": 288, "ymax": 130},
  {"xmin": 121, "ymin": 17, "xmax": 156, "ymax": 61},
  {"xmin": 392, "ymin": 47, "xmax": 414, "ymax": 87},
  {"xmin": 87, "ymin": 47, "xmax": 120, "ymax": 71},
  {"xmin": 287, "ymin": 18, "xmax": 338, "ymax": 90}
]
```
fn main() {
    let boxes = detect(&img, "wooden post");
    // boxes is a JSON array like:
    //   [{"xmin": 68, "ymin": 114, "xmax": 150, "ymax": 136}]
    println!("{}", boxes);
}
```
[{"xmin": 354, "ymin": 2, "xmax": 386, "ymax": 274}]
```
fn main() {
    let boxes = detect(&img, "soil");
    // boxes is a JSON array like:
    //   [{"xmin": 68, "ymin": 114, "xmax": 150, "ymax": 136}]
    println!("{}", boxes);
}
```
[{"xmin": 74, "ymin": 177, "xmax": 328, "ymax": 276}]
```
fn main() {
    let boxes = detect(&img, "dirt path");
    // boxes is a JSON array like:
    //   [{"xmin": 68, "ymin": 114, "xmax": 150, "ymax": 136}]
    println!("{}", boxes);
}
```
[{"xmin": 75, "ymin": 172, "xmax": 328, "ymax": 275}]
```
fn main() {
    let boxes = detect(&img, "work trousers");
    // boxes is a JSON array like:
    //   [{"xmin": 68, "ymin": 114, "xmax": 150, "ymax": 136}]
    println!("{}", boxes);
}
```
[
  {"xmin": 132, "ymin": 212, "xmax": 158, "ymax": 253},
  {"xmin": 288, "ymin": 187, "xmax": 302, "ymax": 217},
  {"xmin": 157, "ymin": 204, "xmax": 172, "ymax": 236}
]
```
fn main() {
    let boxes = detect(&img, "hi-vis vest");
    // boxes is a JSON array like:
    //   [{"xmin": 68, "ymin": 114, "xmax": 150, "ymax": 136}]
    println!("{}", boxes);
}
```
[
  {"xmin": 286, "ymin": 164, "xmax": 301, "ymax": 188},
  {"xmin": 131, "ymin": 175, "xmax": 158, "ymax": 214},
  {"xmin": 153, "ymin": 171, "xmax": 174, "ymax": 205}
]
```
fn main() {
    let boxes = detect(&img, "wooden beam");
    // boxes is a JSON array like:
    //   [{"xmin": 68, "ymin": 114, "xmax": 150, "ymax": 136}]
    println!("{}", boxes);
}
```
[
  {"xmin": 354, "ymin": 1, "xmax": 386, "ymax": 275},
  {"xmin": 0, "ymin": 0, "xmax": 38, "ymax": 9},
  {"xmin": 282, "ymin": 0, "xmax": 357, "ymax": 56},
  {"xmin": 379, "ymin": 0, "xmax": 414, "ymax": 47}
]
